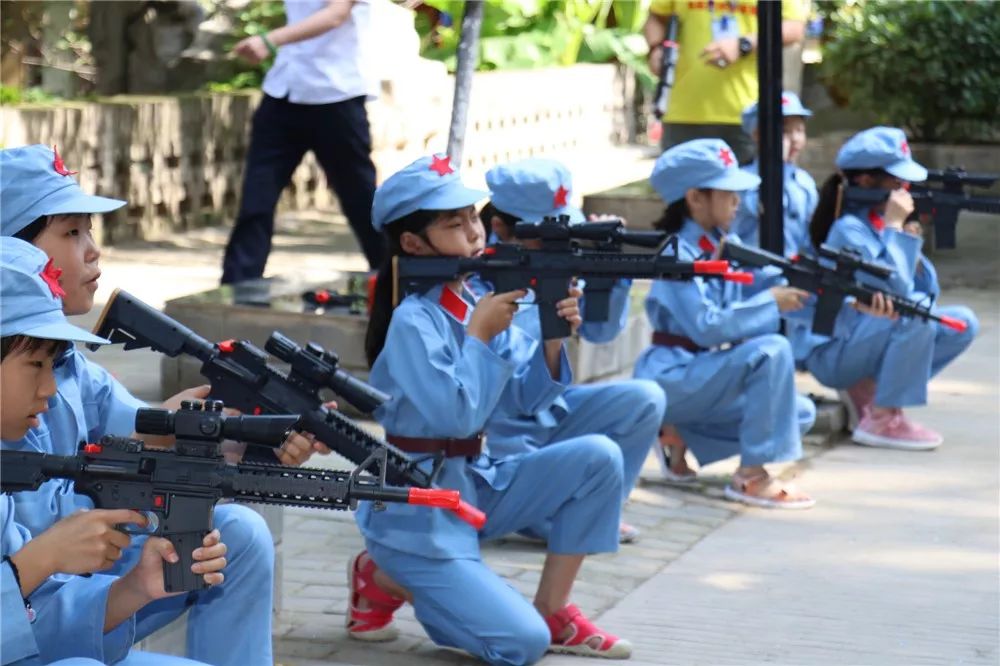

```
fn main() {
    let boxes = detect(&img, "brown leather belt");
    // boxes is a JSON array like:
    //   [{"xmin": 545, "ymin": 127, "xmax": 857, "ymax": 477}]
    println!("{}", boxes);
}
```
[
  {"xmin": 386, "ymin": 433, "xmax": 484, "ymax": 458},
  {"xmin": 652, "ymin": 331, "xmax": 707, "ymax": 353}
]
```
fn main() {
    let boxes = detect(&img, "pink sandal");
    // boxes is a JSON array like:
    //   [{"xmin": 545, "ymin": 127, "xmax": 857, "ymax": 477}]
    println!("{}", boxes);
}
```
[
  {"xmin": 545, "ymin": 603, "xmax": 632, "ymax": 659},
  {"xmin": 346, "ymin": 550, "xmax": 404, "ymax": 642}
]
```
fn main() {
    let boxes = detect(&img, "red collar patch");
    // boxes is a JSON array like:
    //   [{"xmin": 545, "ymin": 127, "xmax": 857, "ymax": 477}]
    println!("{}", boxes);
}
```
[
  {"xmin": 698, "ymin": 235, "xmax": 716, "ymax": 255},
  {"xmin": 718, "ymin": 147, "xmax": 734, "ymax": 167},
  {"xmin": 429, "ymin": 155, "xmax": 454, "ymax": 177},
  {"xmin": 40, "ymin": 258, "xmax": 66, "ymax": 298},
  {"xmin": 553, "ymin": 185, "xmax": 569, "ymax": 208},
  {"xmin": 867, "ymin": 208, "xmax": 885, "ymax": 232},
  {"xmin": 439, "ymin": 285, "xmax": 472, "ymax": 324},
  {"xmin": 52, "ymin": 145, "xmax": 78, "ymax": 177}
]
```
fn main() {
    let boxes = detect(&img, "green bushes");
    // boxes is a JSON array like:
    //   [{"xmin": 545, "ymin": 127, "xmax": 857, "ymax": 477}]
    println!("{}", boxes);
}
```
[{"xmin": 821, "ymin": 0, "xmax": 1000, "ymax": 143}]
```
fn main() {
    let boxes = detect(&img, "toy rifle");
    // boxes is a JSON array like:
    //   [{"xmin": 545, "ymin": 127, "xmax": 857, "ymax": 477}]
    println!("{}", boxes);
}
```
[
  {"xmin": 720, "ymin": 242, "xmax": 968, "ymax": 335},
  {"xmin": 1, "ymin": 403, "xmax": 464, "ymax": 592},
  {"xmin": 394, "ymin": 235, "xmax": 752, "ymax": 339},
  {"xmin": 843, "ymin": 167, "xmax": 1000, "ymax": 249},
  {"xmin": 88, "ymin": 290, "xmax": 487, "ymax": 530}
]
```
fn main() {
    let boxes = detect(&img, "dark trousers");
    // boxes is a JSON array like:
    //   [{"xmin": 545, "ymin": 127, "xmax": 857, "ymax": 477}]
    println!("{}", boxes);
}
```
[
  {"xmin": 221, "ymin": 94, "xmax": 385, "ymax": 284},
  {"xmin": 661, "ymin": 122, "xmax": 756, "ymax": 165}
]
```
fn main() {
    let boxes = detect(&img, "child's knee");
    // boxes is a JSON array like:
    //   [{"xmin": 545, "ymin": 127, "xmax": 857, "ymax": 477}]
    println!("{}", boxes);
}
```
[
  {"xmin": 480, "ymin": 613, "xmax": 550, "ymax": 666},
  {"xmin": 947, "ymin": 306, "xmax": 979, "ymax": 341},
  {"xmin": 627, "ymin": 379, "xmax": 667, "ymax": 424},
  {"xmin": 213, "ymin": 504, "xmax": 274, "ymax": 569},
  {"xmin": 747, "ymin": 333, "xmax": 795, "ymax": 371},
  {"xmin": 579, "ymin": 435, "xmax": 625, "ymax": 476}
]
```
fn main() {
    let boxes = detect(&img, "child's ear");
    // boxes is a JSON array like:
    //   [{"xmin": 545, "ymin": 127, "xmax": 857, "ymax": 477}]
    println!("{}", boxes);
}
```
[
  {"xmin": 684, "ymin": 188, "xmax": 703, "ymax": 211},
  {"xmin": 399, "ymin": 231, "xmax": 426, "ymax": 255},
  {"xmin": 855, "ymin": 173, "xmax": 876, "ymax": 188},
  {"xmin": 489, "ymin": 216, "xmax": 509, "ymax": 241}
]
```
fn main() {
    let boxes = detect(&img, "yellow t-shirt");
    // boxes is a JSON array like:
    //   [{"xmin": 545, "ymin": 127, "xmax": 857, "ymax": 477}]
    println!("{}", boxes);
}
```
[{"xmin": 650, "ymin": 0, "xmax": 808, "ymax": 125}]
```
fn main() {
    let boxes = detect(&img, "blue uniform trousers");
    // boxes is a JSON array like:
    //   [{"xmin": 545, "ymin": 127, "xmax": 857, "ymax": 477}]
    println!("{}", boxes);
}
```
[
  {"xmin": 639, "ymin": 334, "xmax": 807, "ymax": 467},
  {"xmin": 367, "ymin": 436, "xmax": 624, "ymax": 666},
  {"xmin": 106, "ymin": 504, "xmax": 274, "ymax": 666}
]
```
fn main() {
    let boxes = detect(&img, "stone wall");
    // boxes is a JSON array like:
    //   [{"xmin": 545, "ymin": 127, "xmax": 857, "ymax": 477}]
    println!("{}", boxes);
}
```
[{"xmin": 0, "ymin": 63, "xmax": 630, "ymax": 244}]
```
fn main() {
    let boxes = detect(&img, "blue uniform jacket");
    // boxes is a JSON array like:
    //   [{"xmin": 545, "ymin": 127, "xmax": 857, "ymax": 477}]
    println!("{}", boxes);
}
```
[
  {"xmin": 356, "ymin": 283, "xmax": 571, "ymax": 560},
  {"xmin": 1, "ymin": 496, "xmax": 134, "ymax": 665},
  {"xmin": 734, "ymin": 161, "xmax": 818, "ymax": 257}
]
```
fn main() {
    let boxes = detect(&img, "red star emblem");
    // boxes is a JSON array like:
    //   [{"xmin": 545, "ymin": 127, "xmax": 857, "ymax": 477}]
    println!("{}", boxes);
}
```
[
  {"xmin": 553, "ymin": 185, "xmax": 569, "ymax": 208},
  {"xmin": 40, "ymin": 258, "xmax": 66, "ymax": 298},
  {"xmin": 781, "ymin": 95, "xmax": 789, "ymax": 105},
  {"xmin": 718, "ymin": 147, "xmax": 734, "ymax": 167},
  {"xmin": 52, "ymin": 145, "xmax": 78, "ymax": 176},
  {"xmin": 429, "ymin": 155, "xmax": 454, "ymax": 176},
  {"xmin": 900, "ymin": 139, "xmax": 910, "ymax": 156}
]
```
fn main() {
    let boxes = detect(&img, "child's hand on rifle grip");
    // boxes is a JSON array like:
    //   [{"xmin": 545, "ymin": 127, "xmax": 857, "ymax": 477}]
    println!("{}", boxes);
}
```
[
  {"xmin": 770, "ymin": 286, "xmax": 810, "ymax": 313},
  {"xmin": 13, "ymin": 509, "xmax": 145, "ymax": 580},
  {"xmin": 277, "ymin": 400, "xmax": 337, "ymax": 466},
  {"xmin": 884, "ymin": 188, "xmax": 915, "ymax": 229},
  {"xmin": 854, "ymin": 291, "xmax": 898, "ymax": 320},
  {"xmin": 556, "ymin": 285, "xmax": 583, "ymax": 334},
  {"xmin": 120, "ymin": 529, "xmax": 227, "ymax": 603},
  {"xmin": 467, "ymin": 290, "xmax": 527, "ymax": 343}
]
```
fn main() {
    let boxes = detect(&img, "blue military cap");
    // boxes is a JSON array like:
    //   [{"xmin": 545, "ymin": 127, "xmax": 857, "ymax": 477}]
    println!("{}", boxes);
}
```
[
  {"xmin": 0, "ymin": 145, "xmax": 125, "ymax": 237},
  {"xmin": 0, "ymin": 238, "xmax": 109, "ymax": 345},
  {"xmin": 836, "ymin": 127, "xmax": 927, "ymax": 182},
  {"xmin": 741, "ymin": 91, "xmax": 813, "ymax": 136},
  {"xmin": 371, "ymin": 154, "xmax": 488, "ymax": 232},
  {"xmin": 650, "ymin": 139, "xmax": 761, "ymax": 205},
  {"xmin": 485, "ymin": 158, "xmax": 585, "ymax": 225}
]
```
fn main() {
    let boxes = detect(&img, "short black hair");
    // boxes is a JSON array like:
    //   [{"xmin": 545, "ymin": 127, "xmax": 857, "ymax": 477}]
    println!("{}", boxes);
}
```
[
  {"xmin": 1, "ymin": 335, "xmax": 69, "ymax": 362},
  {"xmin": 13, "ymin": 216, "xmax": 50, "ymax": 243}
]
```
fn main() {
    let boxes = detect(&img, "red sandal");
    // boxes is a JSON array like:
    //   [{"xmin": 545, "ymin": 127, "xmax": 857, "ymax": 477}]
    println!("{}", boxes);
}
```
[
  {"xmin": 346, "ymin": 550, "xmax": 404, "ymax": 642},
  {"xmin": 544, "ymin": 603, "xmax": 632, "ymax": 659}
]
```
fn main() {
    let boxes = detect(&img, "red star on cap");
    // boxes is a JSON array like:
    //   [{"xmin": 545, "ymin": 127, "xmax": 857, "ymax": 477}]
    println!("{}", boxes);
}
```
[
  {"xmin": 553, "ymin": 185, "xmax": 569, "ymax": 207},
  {"xmin": 40, "ymin": 258, "xmax": 66, "ymax": 298},
  {"xmin": 900, "ymin": 139, "xmax": 910, "ymax": 156},
  {"xmin": 781, "ymin": 95, "xmax": 789, "ymax": 105},
  {"xmin": 52, "ymin": 145, "xmax": 78, "ymax": 177},
  {"xmin": 718, "ymin": 147, "xmax": 734, "ymax": 167},
  {"xmin": 429, "ymin": 155, "xmax": 454, "ymax": 176}
]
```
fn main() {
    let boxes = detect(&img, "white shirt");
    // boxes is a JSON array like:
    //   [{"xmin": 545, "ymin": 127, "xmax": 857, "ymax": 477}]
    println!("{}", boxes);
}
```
[{"xmin": 262, "ymin": 0, "xmax": 377, "ymax": 104}]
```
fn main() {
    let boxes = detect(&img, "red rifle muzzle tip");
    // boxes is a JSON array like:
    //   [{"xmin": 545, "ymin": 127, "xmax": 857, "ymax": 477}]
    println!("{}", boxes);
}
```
[
  {"xmin": 407, "ymin": 488, "xmax": 460, "ymax": 509},
  {"xmin": 453, "ymin": 500, "xmax": 487, "ymax": 530},
  {"xmin": 723, "ymin": 271, "xmax": 754, "ymax": 284},
  {"xmin": 693, "ymin": 260, "xmax": 729, "ymax": 274},
  {"xmin": 939, "ymin": 315, "xmax": 968, "ymax": 333}
]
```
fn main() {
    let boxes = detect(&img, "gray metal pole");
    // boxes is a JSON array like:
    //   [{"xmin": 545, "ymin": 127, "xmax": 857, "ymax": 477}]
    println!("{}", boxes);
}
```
[
  {"xmin": 757, "ymin": 0, "xmax": 784, "ymax": 255},
  {"xmin": 447, "ymin": 1, "xmax": 484, "ymax": 164}
]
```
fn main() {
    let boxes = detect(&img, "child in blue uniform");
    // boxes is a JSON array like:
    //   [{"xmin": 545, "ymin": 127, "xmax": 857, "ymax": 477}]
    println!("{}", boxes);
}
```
[
  {"xmin": 633, "ymin": 139, "xmax": 816, "ymax": 509},
  {"xmin": 799, "ymin": 127, "xmax": 978, "ymax": 449},
  {"xmin": 348, "ymin": 155, "xmax": 632, "ymax": 663},
  {"xmin": 733, "ymin": 91, "xmax": 818, "ymax": 256},
  {"xmin": 1, "ymin": 239, "xmax": 221, "ymax": 666},
  {"xmin": 0, "ymin": 145, "xmax": 289, "ymax": 665},
  {"xmin": 480, "ymin": 158, "xmax": 666, "ymax": 543}
]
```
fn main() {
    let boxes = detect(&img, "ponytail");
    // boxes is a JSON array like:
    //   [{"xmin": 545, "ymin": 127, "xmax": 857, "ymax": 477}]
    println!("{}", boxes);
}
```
[
  {"xmin": 809, "ymin": 168, "xmax": 889, "ymax": 249},
  {"xmin": 364, "ymin": 209, "xmax": 440, "ymax": 368}
]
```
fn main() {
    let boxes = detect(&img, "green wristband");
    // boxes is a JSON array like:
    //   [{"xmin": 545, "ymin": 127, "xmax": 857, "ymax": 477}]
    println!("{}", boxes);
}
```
[{"xmin": 260, "ymin": 34, "xmax": 278, "ymax": 58}]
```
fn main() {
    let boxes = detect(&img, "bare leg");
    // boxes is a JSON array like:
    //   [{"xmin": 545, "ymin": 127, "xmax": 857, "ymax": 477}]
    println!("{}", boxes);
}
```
[{"xmin": 660, "ymin": 426, "xmax": 695, "ymax": 475}]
